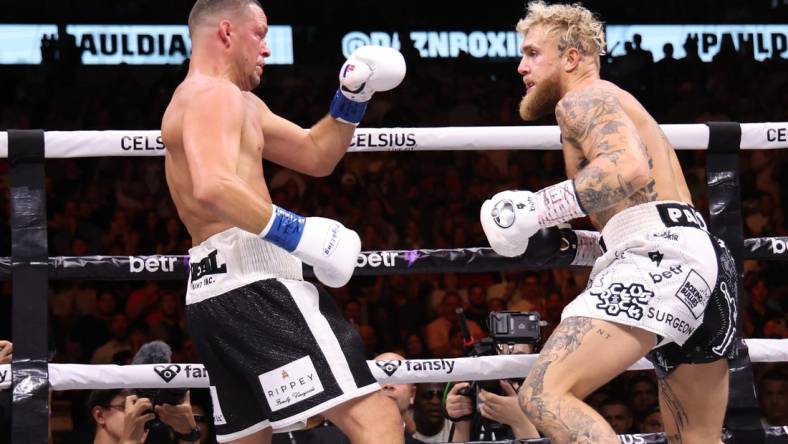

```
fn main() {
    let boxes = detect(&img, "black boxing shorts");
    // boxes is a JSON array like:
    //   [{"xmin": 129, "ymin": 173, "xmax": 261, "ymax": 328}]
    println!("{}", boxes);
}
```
[{"xmin": 186, "ymin": 228, "xmax": 378, "ymax": 442}]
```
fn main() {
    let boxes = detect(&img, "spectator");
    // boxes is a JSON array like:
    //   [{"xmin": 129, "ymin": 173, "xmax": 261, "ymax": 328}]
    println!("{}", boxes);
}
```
[
  {"xmin": 598, "ymin": 398, "xmax": 635, "ymax": 435},
  {"xmin": 72, "ymin": 291, "xmax": 117, "ymax": 362},
  {"xmin": 638, "ymin": 404, "xmax": 664, "ymax": 434},
  {"xmin": 0, "ymin": 340, "xmax": 11, "ymax": 364},
  {"xmin": 88, "ymin": 389, "xmax": 201, "ymax": 444},
  {"xmin": 424, "ymin": 292, "xmax": 483, "ymax": 357},
  {"xmin": 445, "ymin": 343, "xmax": 539, "ymax": 441},
  {"xmin": 90, "ymin": 314, "xmax": 132, "ymax": 364},
  {"xmin": 626, "ymin": 374, "xmax": 658, "ymax": 419},
  {"xmin": 412, "ymin": 382, "xmax": 452, "ymax": 443},
  {"xmin": 758, "ymin": 370, "xmax": 788, "ymax": 427},
  {"xmin": 463, "ymin": 284, "xmax": 490, "ymax": 331},
  {"xmin": 375, "ymin": 352, "xmax": 427, "ymax": 443}
]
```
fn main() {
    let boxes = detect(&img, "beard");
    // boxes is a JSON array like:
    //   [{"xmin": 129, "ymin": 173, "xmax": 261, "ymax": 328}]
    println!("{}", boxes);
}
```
[{"xmin": 518, "ymin": 74, "xmax": 561, "ymax": 121}]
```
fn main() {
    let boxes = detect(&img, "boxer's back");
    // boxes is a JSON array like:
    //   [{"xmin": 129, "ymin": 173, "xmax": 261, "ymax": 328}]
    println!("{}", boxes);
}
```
[
  {"xmin": 162, "ymin": 75, "xmax": 271, "ymax": 245},
  {"xmin": 561, "ymin": 80, "xmax": 693, "ymax": 230}
]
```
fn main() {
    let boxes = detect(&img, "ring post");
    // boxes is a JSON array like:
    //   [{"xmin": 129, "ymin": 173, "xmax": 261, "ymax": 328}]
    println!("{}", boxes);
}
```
[
  {"xmin": 8, "ymin": 130, "xmax": 49, "ymax": 444},
  {"xmin": 706, "ymin": 122, "xmax": 764, "ymax": 444}
]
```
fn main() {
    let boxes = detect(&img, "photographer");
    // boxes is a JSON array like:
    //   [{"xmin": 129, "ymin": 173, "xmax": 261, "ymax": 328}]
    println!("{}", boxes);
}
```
[
  {"xmin": 88, "ymin": 388, "xmax": 201, "ymax": 444},
  {"xmin": 444, "ymin": 343, "xmax": 539, "ymax": 442}
]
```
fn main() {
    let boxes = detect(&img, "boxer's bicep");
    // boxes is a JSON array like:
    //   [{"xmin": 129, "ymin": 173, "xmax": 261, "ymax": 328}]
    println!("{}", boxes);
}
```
[
  {"xmin": 258, "ymin": 101, "xmax": 326, "ymax": 175},
  {"xmin": 556, "ymin": 88, "xmax": 650, "ymax": 213},
  {"xmin": 182, "ymin": 86, "xmax": 244, "ymax": 189}
]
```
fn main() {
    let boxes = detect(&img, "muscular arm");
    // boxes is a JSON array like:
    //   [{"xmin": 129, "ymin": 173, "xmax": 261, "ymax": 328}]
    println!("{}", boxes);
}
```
[
  {"xmin": 260, "ymin": 102, "xmax": 356, "ymax": 177},
  {"xmin": 183, "ymin": 86, "xmax": 272, "ymax": 234},
  {"xmin": 556, "ymin": 88, "xmax": 652, "ymax": 214}
]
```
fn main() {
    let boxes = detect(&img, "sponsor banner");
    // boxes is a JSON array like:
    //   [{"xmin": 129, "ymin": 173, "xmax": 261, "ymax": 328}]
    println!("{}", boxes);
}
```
[
  {"xmin": 0, "ymin": 340, "xmax": 784, "ymax": 390},
  {"xmin": 0, "ymin": 237, "xmax": 782, "ymax": 281},
  {"xmin": 745, "ymin": 236, "xmax": 788, "ymax": 259},
  {"xmin": 606, "ymin": 24, "xmax": 788, "ymax": 62},
  {"xmin": 341, "ymin": 25, "xmax": 787, "ymax": 62},
  {"xmin": 0, "ymin": 24, "xmax": 293, "ymax": 65},
  {"xmin": 347, "ymin": 126, "xmax": 563, "ymax": 152},
  {"xmin": 741, "ymin": 122, "xmax": 788, "ymax": 150},
  {"xmin": 341, "ymin": 30, "xmax": 523, "ymax": 59},
  {"xmin": 2, "ymin": 124, "xmax": 786, "ymax": 159},
  {"xmin": 42, "ymin": 363, "xmax": 211, "ymax": 390}
]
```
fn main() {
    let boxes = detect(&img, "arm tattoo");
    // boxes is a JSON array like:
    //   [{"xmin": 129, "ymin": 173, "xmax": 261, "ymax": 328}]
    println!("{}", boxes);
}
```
[{"xmin": 556, "ymin": 88, "xmax": 656, "ymax": 216}]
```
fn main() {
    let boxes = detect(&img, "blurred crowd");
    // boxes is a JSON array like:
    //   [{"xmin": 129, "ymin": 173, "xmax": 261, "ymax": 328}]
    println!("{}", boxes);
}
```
[{"xmin": 0, "ymin": 18, "xmax": 786, "ymax": 444}]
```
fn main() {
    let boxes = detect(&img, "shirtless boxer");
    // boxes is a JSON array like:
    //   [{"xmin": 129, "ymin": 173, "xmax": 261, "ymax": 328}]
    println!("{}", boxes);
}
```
[
  {"xmin": 161, "ymin": 1, "xmax": 405, "ymax": 443},
  {"xmin": 480, "ymin": 2, "xmax": 737, "ymax": 443}
]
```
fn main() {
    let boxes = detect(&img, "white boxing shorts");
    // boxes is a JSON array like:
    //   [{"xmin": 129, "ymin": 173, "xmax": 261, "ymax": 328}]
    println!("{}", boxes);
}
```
[{"xmin": 562, "ymin": 201, "xmax": 738, "ymax": 376}]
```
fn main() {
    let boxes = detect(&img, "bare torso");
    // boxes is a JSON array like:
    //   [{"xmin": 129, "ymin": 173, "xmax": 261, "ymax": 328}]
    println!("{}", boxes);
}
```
[
  {"xmin": 560, "ymin": 80, "xmax": 692, "ymax": 230},
  {"xmin": 162, "ymin": 77, "xmax": 270, "ymax": 245}
]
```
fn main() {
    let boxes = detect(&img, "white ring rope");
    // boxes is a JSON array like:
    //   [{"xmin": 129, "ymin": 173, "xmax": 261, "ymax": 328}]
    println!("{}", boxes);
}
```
[
  {"xmin": 1, "ymin": 339, "xmax": 785, "ymax": 391},
  {"xmin": 0, "ymin": 123, "xmax": 786, "ymax": 158}
]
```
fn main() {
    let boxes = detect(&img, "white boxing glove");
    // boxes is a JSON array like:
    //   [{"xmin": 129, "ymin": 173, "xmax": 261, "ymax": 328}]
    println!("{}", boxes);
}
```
[
  {"xmin": 330, "ymin": 45, "xmax": 406, "ymax": 125},
  {"xmin": 480, "ymin": 190, "xmax": 541, "ymax": 257},
  {"xmin": 260, "ymin": 205, "xmax": 361, "ymax": 288}
]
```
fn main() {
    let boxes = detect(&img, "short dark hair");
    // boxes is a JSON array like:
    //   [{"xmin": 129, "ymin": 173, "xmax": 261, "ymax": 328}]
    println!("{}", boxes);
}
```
[
  {"xmin": 598, "ymin": 397, "xmax": 633, "ymax": 414},
  {"xmin": 188, "ymin": 0, "xmax": 262, "ymax": 35},
  {"xmin": 759, "ymin": 369, "xmax": 788, "ymax": 388},
  {"xmin": 628, "ymin": 374, "xmax": 657, "ymax": 392},
  {"xmin": 86, "ymin": 389, "xmax": 125, "ymax": 420}
]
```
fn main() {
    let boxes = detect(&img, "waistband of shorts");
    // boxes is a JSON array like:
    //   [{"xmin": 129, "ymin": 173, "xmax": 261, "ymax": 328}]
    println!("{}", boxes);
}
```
[
  {"xmin": 600, "ymin": 201, "xmax": 708, "ymax": 249},
  {"xmin": 188, "ymin": 227, "xmax": 303, "ymax": 281}
]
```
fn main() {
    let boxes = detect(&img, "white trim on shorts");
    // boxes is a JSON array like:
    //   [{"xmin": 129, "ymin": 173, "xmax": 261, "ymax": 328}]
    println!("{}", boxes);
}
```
[
  {"xmin": 271, "ymin": 279, "xmax": 381, "ymax": 430},
  {"xmin": 215, "ymin": 418, "xmax": 271, "ymax": 443}
]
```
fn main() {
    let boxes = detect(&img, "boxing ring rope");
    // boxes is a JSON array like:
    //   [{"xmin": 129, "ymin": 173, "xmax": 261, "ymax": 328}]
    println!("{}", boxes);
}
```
[
  {"xmin": 1, "ymin": 339, "xmax": 787, "ymax": 391},
  {"xmin": 0, "ymin": 236, "xmax": 785, "ymax": 280},
  {"xmin": 1, "ymin": 122, "xmax": 788, "ymax": 157},
  {"xmin": 3, "ymin": 123, "xmax": 788, "ymax": 444}
]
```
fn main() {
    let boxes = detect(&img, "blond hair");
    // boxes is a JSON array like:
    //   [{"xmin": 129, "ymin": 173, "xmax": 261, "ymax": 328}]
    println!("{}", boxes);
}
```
[{"xmin": 516, "ymin": 1, "xmax": 606, "ymax": 63}]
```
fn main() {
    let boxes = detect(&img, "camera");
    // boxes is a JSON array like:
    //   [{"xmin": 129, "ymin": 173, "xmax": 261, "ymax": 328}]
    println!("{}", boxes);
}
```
[
  {"xmin": 488, "ymin": 311, "xmax": 542, "ymax": 344},
  {"xmin": 133, "ymin": 388, "xmax": 188, "ymax": 430},
  {"xmin": 454, "ymin": 310, "xmax": 543, "ymax": 440}
]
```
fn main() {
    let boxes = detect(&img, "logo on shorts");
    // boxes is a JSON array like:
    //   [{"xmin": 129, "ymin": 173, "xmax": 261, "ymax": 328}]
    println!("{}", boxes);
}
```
[
  {"xmin": 376, "ymin": 360, "xmax": 402, "ymax": 377},
  {"xmin": 656, "ymin": 203, "xmax": 707, "ymax": 230},
  {"xmin": 649, "ymin": 265, "xmax": 684, "ymax": 283},
  {"xmin": 190, "ymin": 249, "xmax": 227, "ymax": 282},
  {"xmin": 648, "ymin": 251, "xmax": 664, "ymax": 266},
  {"xmin": 592, "ymin": 283, "xmax": 655, "ymax": 320},
  {"xmin": 645, "ymin": 307, "xmax": 695, "ymax": 336},
  {"xmin": 259, "ymin": 356, "xmax": 324, "ymax": 412},
  {"xmin": 675, "ymin": 270, "xmax": 711, "ymax": 319},
  {"xmin": 154, "ymin": 364, "xmax": 182, "ymax": 383},
  {"xmin": 654, "ymin": 230, "xmax": 678, "ymax": 241},
  {"xmin": 0, "ymin": 369, "xmax": 7, "ymax": 384}
]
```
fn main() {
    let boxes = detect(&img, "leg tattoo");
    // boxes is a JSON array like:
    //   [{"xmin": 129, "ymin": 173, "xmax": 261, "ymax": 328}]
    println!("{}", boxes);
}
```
[
  {"xmin": 520, "ymin": 318, "xmax": 619, "ymax": 443},
  {"xmin": 659, "ymin": 379, "xmax": 689, "ymax": 443}
]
